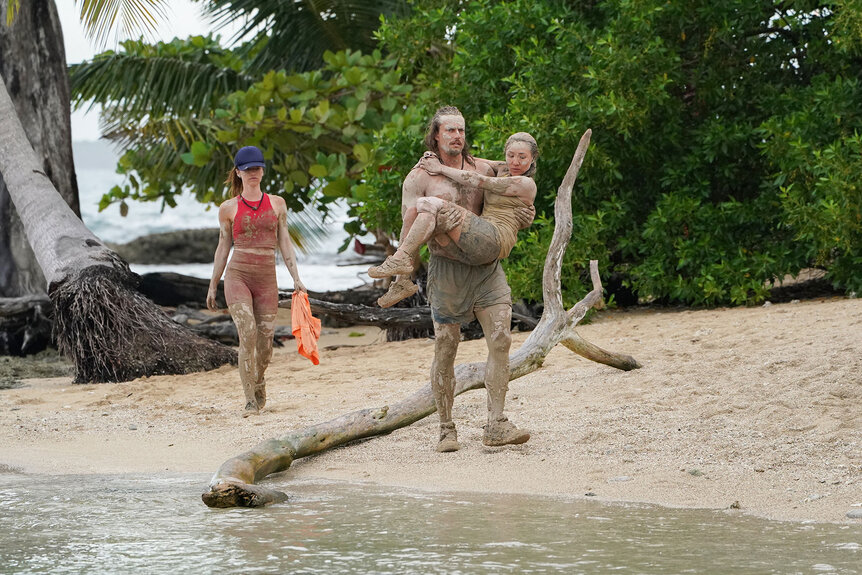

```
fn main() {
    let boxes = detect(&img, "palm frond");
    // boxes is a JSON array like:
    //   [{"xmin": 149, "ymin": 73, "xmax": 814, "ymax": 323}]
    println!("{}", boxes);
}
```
[
  {"xmin": 202, "ymin": 0, "xmax": 411, "ymax": 72},
  {"xmin": 77, "ymin": 0, "xmax": 168, "ymax": 48},
  {"xmin": 70, "ymin": 35, "xmax": 256, "ymax": 118}
]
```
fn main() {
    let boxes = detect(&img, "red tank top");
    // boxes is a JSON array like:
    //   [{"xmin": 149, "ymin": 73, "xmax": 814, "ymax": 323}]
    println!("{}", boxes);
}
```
[{"xmin": 232, "ymin": 193, "xmax": 278, "ymax": 249}]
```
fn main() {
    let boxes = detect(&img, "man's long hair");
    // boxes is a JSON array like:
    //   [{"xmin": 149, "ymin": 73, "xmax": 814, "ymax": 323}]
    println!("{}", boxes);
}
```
[{"xmin": 423, "ymin": 106, "xmax": 475, "ymax": 167}]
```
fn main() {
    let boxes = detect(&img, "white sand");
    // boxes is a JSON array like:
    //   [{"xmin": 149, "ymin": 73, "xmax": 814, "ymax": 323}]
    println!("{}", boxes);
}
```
[{"xmin": 1, "ymin": 297, "xmax": 860, "ymax": 523}]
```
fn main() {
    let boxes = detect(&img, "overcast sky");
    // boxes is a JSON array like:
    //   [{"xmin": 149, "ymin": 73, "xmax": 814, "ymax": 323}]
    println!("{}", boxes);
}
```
[{"xmin": 56, "ymin": 1, "xmax": 233, "ymax": 141}]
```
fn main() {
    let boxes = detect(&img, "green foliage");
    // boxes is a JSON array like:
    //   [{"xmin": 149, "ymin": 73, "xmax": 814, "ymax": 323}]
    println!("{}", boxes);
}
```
[
  {"xmin": 77, "ymin": 0, "xmax": 167, "ymax": 48},
  {"xmin": 73, "ymin": 0, "xmax": 862, "ymax": 303},
  {"xmin": 369, "ymin": 0, "xmax": 862, "ymax": 304},
  {"xmin": 70, "ymin": 0, "xmax": 414, "ymax": 245},
  {"xmin": 351, "ymin": 102, "xmax": 433, "ymax": 244},
  {"xmin": 70, "ymin": 35, "xmax": 253, "ymax": 119},
  {"xmin": 92, "ymin": 49, "xmax": 415, "ymax": 234},
  {"xmin": 203, "ymin": 0, "xmax": 411, "ymax": 72},
  {"xmin": 759, "ymin": 75, "xmax": 862, "ymax": 293}
]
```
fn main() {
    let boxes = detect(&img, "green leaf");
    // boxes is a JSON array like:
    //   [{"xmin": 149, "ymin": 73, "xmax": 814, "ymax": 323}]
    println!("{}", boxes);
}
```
[
  {"xmin": 308, "ymin": 164, "xmax": 328, "ymax": 178},
  {"xmin": 353, "ymin": 143, "xmax": 370, "ymax": 164},
  {"xmin": 322, "ymin": 178, "xmax": 351, "ymax": 197}
]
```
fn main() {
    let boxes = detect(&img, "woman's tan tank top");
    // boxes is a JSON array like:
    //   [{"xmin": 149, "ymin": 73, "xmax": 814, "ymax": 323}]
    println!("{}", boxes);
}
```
[{"xmin": 480, "ymin": 191, "xmax": 526, "ymax": 259}]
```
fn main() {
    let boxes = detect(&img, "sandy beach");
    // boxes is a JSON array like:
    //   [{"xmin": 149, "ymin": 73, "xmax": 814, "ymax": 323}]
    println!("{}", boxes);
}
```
[{"xmin": 1, "ymin": 296, "xmax": 860, "ymax": 524}]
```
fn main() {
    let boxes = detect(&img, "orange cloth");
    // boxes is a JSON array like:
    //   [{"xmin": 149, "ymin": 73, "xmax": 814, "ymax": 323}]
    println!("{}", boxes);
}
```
[{"xmin": 291, "ymin": 291, "xmax": 321, "ymax": 365}]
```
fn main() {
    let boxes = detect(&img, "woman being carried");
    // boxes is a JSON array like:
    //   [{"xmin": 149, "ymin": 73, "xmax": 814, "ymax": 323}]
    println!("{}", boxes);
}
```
[{"xmin": 368, "ymin": 132, "xmax": 538, "ymax": 306}]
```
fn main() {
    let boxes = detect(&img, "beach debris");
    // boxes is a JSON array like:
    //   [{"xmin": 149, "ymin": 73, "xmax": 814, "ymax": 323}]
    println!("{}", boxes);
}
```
[{"xmin": 847, "ymin": 509, "xmax": 862, "ymax": 519}]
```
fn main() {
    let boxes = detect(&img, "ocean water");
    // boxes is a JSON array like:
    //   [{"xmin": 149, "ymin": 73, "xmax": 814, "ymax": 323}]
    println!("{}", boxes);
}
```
[
  {"xmin": 1, "ymin": 473, "xmax": 860, "ymax": 574},
  {"xmin": 75, "ymin": 149, "xmax": 376, "ymax": 292}
]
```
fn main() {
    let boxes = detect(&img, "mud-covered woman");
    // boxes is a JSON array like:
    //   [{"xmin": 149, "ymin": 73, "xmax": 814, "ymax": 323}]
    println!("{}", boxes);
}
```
[{"xmin": 207, "ymin": 146, "xmax": 307, "ymax": 417}]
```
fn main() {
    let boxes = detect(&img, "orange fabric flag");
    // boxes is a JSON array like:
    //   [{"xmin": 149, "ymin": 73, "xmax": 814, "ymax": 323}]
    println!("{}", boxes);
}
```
[{"xmin": 291, "ymin": 291, "xmax": 321, "ymax": 365}]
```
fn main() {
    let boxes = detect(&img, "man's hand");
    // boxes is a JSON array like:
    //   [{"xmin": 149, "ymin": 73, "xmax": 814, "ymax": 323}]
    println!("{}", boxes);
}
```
[
  {"xmin": 418, "ymin": 153, "xmax": 444, "ymax": 175},
  {"xmin": 435, "ymin": 201, "xmax": 464, "ymax": 233},
  {"xmin": 514, "ymin": 204, "xmax": 536, "ymax": 230}
]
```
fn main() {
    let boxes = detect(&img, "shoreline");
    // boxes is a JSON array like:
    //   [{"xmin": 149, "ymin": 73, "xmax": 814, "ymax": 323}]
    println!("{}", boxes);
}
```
[{"xmin": 1, "ymin": 297, "xmax": 860, "ymax": 524}]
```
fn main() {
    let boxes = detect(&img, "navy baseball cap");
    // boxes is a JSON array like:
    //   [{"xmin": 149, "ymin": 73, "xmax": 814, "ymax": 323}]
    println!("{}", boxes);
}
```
[{"xmin": 234, "ymin": 146, "xmax": 265, "ymax": 171}]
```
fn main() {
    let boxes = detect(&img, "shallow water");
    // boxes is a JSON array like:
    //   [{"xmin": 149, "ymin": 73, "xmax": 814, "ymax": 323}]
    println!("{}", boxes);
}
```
[{"xmin": 0, "ymin": 473, "xmax": 859, "ymax": 574}]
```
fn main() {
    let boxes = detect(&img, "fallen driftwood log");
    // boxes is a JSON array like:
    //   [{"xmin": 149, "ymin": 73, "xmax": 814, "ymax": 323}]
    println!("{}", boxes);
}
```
[
  {"xmin": 0, "ymin": 294, "xmax": 53, "ymax": 355},
  {"xmin": 169, "ymin": 305, "xmax": 294, "ymax": 346},
  {"xmin": 278, "ymin": 295, "xmax": 539, "ymax": 332},
  {"xmin": 202, "ymin": 129, "xmax": 641, "ymax": 508}
]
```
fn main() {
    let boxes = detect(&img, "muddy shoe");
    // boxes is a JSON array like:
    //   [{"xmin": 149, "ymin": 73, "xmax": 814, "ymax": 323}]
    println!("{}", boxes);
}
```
[
  {"xmin": 436, "ymin": 422, "xmax": 460, "ymax": 452},
  {"xmin": 377, "ymin": 277, "xmax": 419, "ymax": 308},
  {"xmin": 368, "ymin": 251, "xmax": 415, "ymax": 279},
  {"xmin": 483, "ymin": 417, "xmax": 530, "ymax": 446},
  {"xmin": 242, "ymin": 402, "xmax": 259, "ymax": 418},
  {"xmin": 254, "ymin": 380, "xmax": 266, "ymax": 410}
]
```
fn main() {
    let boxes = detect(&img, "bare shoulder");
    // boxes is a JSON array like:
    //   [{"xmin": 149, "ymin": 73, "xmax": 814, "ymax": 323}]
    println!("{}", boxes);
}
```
[
  {"xmin": 268, "ymin": 194, "xmax": 290, "ymax": 223},
  {"xmin": 402, "ymin": 167, "xmax": 428, "ymax": 195},
  {"xmin": 268, "ymin": 193, "xmax": 287, "ymax": 210},
  {"xmin": 403, "ymin": 166, "xmax": 427, "ymax": 185},
  {"xmin": 218, "ymin": 197, "xmax": 238, "ymax": 220}
]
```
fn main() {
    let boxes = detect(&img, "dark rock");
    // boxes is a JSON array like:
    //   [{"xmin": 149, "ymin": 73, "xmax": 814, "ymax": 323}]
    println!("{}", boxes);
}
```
[{"xmin": 106, "ymin": 228, "xmax": 220, "ymax": 264}]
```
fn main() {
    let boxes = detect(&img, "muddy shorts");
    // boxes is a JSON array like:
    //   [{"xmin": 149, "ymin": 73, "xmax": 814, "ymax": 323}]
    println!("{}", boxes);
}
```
[
  {"xmin": 224, "ymin": 250, "xmax": 279, "ymax": 317},
  {"xmin": 427, "ymin": 254, "xmax": 511, "ymax": 325},
  {"xmin": 428, "ymin": 212, "xmax": 500, "ymax": 266}
]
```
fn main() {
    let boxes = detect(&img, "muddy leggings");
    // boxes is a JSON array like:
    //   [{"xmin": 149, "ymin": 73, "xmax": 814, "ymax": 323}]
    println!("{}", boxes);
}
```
[{"xmin": 224, "ymin": 250, "xmax": 279, "ymax": 409}]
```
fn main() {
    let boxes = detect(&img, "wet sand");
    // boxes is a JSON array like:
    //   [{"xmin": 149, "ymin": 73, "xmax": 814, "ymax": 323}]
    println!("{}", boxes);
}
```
[{"xmin": 1, "ymin": 297, "xmax": 860, "ymax": 523}]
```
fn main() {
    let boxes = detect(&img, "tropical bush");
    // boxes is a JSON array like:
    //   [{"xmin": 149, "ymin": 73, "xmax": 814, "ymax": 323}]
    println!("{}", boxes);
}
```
[
  {"xmin": 72, "ymin": 0, "xmax": 862, "ymax": 304},
  {"xmin": 360, "ymin": 0, "xmax": 862, "ymax": 305}
]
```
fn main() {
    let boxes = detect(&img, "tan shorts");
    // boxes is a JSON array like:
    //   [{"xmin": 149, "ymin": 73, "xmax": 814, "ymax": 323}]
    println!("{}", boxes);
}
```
[
  {"xmin": 428, "ymin": 212, "xmax": 500, "ymax": 266},
  {"xmin": 427, "ymin": 255, "xmax": 511, "ymax": 325}
]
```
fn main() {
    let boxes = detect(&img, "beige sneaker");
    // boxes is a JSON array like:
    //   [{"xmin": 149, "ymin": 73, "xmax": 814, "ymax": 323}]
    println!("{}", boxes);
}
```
[
  {"xmin": 377, "ymin": 277, "xmax": 419, "ymax": 308},
  {"xmin": 368, "ymin": 251, "xmax": 415, "ymax": 278},
  {"xmin": 483, "ymin": 417, "xmax": 530, "ymax": 446},
  {"xmin": 436, "ymin": 421, "xmax": 461, "ymax": 452}
]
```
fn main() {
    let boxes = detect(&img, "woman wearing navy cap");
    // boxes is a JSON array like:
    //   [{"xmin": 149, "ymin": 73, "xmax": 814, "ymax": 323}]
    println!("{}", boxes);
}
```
[{"xmin": 207, "ymin": 145, "xmax": 307, "ymax": 417}]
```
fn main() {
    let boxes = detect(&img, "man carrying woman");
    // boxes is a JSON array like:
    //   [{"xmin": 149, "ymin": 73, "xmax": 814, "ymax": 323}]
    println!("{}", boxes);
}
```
[{"xmin": 370, "ymin": 106, "xmax": 538, "ymax": 452}]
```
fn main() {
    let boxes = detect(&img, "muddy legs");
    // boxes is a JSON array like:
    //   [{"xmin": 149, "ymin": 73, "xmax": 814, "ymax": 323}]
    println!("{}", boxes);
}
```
[
  {"xmin": 475, "ymin": 304, "xmax": 530, "ymax": 446},
  {"xmin": 230, "ymin": 303, "xmax": 276, "ymax": 416},
  {"xmin": 431, "ymin": 322, "xmax": 459, "ymax": 451}
]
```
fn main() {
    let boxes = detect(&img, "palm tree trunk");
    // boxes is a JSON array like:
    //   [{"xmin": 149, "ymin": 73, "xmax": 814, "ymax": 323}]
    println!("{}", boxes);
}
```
[
  {"xmin": 0, "ymin": 0, "xmax": 79, "ymax": 298},
  {"xmin": 0, "ymin": 72, "xmax": 236, "ymax": 382}
]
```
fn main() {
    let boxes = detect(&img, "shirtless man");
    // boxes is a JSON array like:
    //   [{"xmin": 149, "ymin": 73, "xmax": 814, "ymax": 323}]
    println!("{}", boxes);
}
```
[{"xmin": 400, "ymin": 106, "xmax": 531, "ymax": 452}]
